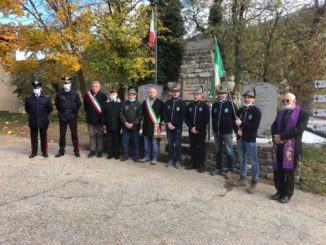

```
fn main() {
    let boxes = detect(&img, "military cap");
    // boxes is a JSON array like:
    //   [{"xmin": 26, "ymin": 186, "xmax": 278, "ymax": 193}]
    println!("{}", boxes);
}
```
[
  {"xmin": 31, "ymin": 81, "xmax": 42, "ymax": 87},
  {"xmin": 193, "ymin": 87, "xmax": 203, "ymax": 95},
  {"xmin": 216, "ymin": 87, "xmax": 228, "ymax": 94},
  {"xmin": 61, "ymin": 76, "xmax": 72, "ymax": 81},
  {"xmin": 128, "ymin": 88, "xmax": 137, "ymax": 95},
  {"xmin": 243, "ymin": 88, "xmax": 256, "ymax": 98},
  {"xmin": 171, "ymin": 85, "xmax": 181, "ymax": 92},
  {"xmin": 110, "ymin": 88, "xmax": 117, "ymax": 93}
]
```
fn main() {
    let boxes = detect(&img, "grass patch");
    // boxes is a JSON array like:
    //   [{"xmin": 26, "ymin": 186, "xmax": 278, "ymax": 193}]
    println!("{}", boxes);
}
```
[{"xmin": 299, "ymin": 144, "xmax": 326, "ymax": 195}]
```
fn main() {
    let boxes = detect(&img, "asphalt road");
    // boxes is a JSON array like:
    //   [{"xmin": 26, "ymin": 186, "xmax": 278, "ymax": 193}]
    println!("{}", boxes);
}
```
[{"xmin": 0, "ymin": 135, "xmax": 325, "ymax": 245}]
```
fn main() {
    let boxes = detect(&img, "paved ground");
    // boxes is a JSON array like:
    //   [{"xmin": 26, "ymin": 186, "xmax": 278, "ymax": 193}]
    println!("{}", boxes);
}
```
[{"xmin": 0, "ymin": 135, "xmax": 325, "ymax": 245}]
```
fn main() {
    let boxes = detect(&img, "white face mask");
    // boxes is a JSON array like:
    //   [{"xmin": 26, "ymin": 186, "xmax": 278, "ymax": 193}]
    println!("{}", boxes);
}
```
[
  {"xmin": 129, "ymin": 98, "xmax": 136, "ymax": 102},
  {"xmin": 63, "ymin": 84, "xmax": 71, "ymax": 92},
  {"xmin": 110, "ymin": 95, "xmax": 117, "ymax": 101},
  {"xmin": 33, "ymin": 88, "xmax": 41, "ymax": 97},
  {"xmin": 243, "ymin": 102, "xmax": 253, "ymax": 107},
  {"xmin": 282, "ymin": 104, "xmax": 295, "ymax": 110}
]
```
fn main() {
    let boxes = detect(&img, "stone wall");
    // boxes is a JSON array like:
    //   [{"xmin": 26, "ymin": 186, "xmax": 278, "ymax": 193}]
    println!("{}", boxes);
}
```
[{"xmin": 0, "ymin": 66, "xmax": 20, "ymax": 113}]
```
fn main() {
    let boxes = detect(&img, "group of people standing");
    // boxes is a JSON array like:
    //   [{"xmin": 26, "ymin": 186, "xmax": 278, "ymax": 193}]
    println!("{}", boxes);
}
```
[{"xmin": 24, "ymin": 77, "xmax": 308, "ymax": 204}]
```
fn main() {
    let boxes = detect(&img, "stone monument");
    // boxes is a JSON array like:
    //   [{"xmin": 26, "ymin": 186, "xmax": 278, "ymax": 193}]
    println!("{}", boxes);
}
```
[{"xmin": 242, "ymin": 82, "xmax": 277, "ymax": 136}]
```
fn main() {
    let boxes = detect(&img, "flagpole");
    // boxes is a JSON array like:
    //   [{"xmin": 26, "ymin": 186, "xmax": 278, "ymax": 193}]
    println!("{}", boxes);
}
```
[{"xmin": 154, "ymin": 2, "xmax": 158, "ymax": 85}]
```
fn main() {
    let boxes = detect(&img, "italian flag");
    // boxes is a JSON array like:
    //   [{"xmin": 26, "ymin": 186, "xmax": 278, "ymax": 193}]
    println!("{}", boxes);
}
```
[
  {"xmin": 148, "ymin": 9, "xmax": 156, "ymax": 48},
  {"xmin": 209, "ymin": 41, "xmax": 224, "ymax": 97}
]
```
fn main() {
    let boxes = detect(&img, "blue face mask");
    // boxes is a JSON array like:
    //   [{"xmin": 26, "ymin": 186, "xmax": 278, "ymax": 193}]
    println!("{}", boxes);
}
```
[
  {"xmin": 218, "ymin": 98, "xmax": 226, "ymax": 103},
  {"xmin": 129, "ymin": 98, "xmax": 136, "ymax": 102},
  {"xmin": 110, "ymin": 95, "xmax": 117, "ymax": 101}
]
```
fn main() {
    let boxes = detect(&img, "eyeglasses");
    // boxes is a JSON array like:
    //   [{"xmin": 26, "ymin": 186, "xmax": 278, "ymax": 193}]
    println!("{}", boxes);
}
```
[{"xmin": 282, "ymin": 99, "xmax": 290, "ymax": 103}]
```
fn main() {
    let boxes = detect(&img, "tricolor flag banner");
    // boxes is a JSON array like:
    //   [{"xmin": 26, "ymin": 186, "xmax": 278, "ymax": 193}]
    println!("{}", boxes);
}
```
[
  {"xmin": 148, "ymin": 9, "xmax": 156, "ymax": 48},
  {"xmin": 210, "ymin": 42, "xmax": 224, "ymax": 97}
]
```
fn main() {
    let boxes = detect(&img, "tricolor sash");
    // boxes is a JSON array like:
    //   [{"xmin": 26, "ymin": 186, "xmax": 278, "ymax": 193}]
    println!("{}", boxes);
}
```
[
  {"xmin": 86, "ymin": 91, "xmax": 102, "ymax": 114},
  {"xmin": 272, "ymin": 106, "xmax": 300, "ymax": 170},
  {"xmin": 145, "ymin": 98, "xmax": 161, "ymax": 138}
]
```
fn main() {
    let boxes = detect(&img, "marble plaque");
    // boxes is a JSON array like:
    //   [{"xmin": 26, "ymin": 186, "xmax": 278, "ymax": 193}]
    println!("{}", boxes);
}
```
[{"xmin": 242, "ymin": 82, "xmax": 277, "ymax": 136}]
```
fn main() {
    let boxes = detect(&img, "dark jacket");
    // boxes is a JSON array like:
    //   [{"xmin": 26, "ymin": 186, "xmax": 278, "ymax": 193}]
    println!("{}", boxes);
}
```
[
  {"xmin": 163, "ymin": 97, "xmax": 186, "ymax": 129},
  {"xmin": 212, "ymin": 99, "xmax": 237, "ymax": 135},
  {"xmin": 120, "ymin": 100, "xmax": 143, "ymax": 130},
  {"xmin": 25, "ymin": 94, "xmax": 53, "ymax": 128},
  {"xmin": 236, "ymin": 105, "xmax": 261, "ymax": 142},
  {"xmin": 271, "ymin": 107, "xmax": 308, "ymax": 156},
  {"xmin": 55, "ymin": 89, "xmax": 81, "ymax": 122},
  {"xmin": 83, "ymin": 90, "xmax": 107, "ymax": 125},
  {"xmin": 102, "ymin": 99, "xmax": 121, "ymax": 131},
  {"xmin": 142, "ymin": 98, "xmax": 164, "ymax": 137},
  {"xmin": 185, "ymin": 101, "xmax": 209, "ymax": 132}
]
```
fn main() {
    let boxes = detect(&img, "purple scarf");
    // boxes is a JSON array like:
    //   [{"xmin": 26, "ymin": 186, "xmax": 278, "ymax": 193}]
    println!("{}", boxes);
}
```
[{"xmin": 272, "ymin": 106, "xmax": 301, "ymax": 170}]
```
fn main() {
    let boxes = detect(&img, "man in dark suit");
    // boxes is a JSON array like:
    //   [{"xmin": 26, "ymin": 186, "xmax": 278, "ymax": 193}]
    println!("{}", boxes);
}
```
[
  {"xmin": 140, "ymin": 87, "xmax": 164, "ymax": 165},
  {"xmin": 271, "ymin": 92, "xmax": 308, "ymax": 203},
  {"xmin": 25, "ymin": 81, "xmax": 53, "ymax": 158}
]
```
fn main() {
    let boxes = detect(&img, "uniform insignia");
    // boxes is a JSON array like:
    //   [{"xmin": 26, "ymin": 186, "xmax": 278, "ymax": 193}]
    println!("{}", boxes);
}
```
[
  {"xmin": 199, "ymin": 107, "xmax": 203, "ymax": 112},
  {"xmin": 176, "ymin": 107, "xmax": 180, "ymax": 111},
  {"xmin": 214, "ymin": 109, "xmax": 217, "ymax": 113},
  {"xmin": 224, "ymin": 108, "xmax": 228, "ymax": 113},
  {"xmin": 125, "ymin": 106, "xmax": 129, "ymax": 110},
  {"xmin": 248, "ymin": 114, "xmax": 253, "ymax": 120},
  {"xmin": 168, "ymin": 105, "xmax": 171, "ymax": 110},
  {"xmin": 189, "ymin": 108, "xmax": 192, "ymax": 112}
]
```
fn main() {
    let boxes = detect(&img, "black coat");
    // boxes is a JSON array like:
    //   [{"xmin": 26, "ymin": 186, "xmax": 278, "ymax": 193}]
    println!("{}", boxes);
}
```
[
  {"xmin": 83, "ymin": 91, "xmax": 107, "ymax": 125},
  {"xmin": 185, "ymin": 101, "xmax": 209, "ymax": 132},
  {"xmin": 25, "ymin": 94, "xmax": 53, "ymax": 128},
  {"xmin": 271, "ymin": 108, "xmax": 309, "ymax": 156},
  {"xmin": 142, "ymin": 98, "xmax": 164, "ymax": 137},
  {"xmin": 55, "ymin": 89, "xmax": 81, "ymax": 122},
  {"xmin": 102, "ymin": 99, "xmax": 121, "ymax": 131},
  {"xmin": 236, "ymin": 105, "xmax": 261, "ymax": 142},
  {"xmin": 212, "ymin": 100, "xmax": 237, "ymax": 135},
  {"xmin": 120, "ymin": 100, "xmax": 142, "ymax": 130},
  {"xmin": 163, "ymin": 97, "xmax": 186, "ymax": 129}
]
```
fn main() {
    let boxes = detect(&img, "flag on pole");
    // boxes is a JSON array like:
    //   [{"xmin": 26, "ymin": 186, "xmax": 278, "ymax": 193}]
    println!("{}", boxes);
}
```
[
  {"xmin": 209, "ymin": 41, "xmax": 224, "ymax": 97},
  {"xmin": 148, "ymin": 9, "xmax": 156, "ymax": 48}
]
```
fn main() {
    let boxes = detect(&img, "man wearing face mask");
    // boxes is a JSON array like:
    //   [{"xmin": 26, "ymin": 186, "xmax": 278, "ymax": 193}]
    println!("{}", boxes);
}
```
[
  {"xmin": 185, "ymin": 87, "xmax": 209, "ymax": 173},
  {"xmin": 25, "ymin": 81, "xmax": 53, "ymax": 158},
  {"xmin": 271, "ymin": 93, "xmax": 308, "ymax": 203},
  {"xmin": 163, "ymin": 85, "xmax": 186, "ymax": 169},
  {"xmin": 120, "ymin": 89, "xmax": 142, "ymax": 162},
  {"xmin": 55, "ymin": 76, "xmax": 81, "ymax": 158},
  {"xmin": 102, "ymin": 88, "xmax": 121, "ymax": 159},
  {"xmin": 235, "ymin": 89, "xmax": 261, "ymax": 194},
  {"xmin": 211, "ymin": 87, "xmax": 237, "ymax": 178}
]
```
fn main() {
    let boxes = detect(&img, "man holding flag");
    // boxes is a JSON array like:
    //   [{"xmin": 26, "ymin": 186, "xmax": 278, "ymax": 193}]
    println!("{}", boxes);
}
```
[{"xmin": 83, "ymin": 81, "xmax": 107, "ymax": 158}]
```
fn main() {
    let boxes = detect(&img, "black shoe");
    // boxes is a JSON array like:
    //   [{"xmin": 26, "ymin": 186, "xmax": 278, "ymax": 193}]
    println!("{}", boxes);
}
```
[
  {"xmin": 271, "ymin": 191, "xmax": 282, "ymax": 200},
  {"xmin": 133, "ymin": 157, "xmax": 139, "ymax": 163},
  {"xmin": 55, "ymin": 151, "xmax": 64, "ymax": 158},
  {"xmin": 96, "ymin": 151, "xmax": 102, "ymax": 158},
  {"xmin": 42, "ymin": 153, "xmax": 49, "ymax": 158},
  {"xmin": 88, "ymin": 151, "xmax": 96, "ymax": 158},
  {"xmin": 114, "ymin": 155, "xmax": 120, "ymax": 160},
  {"xmin": 74, "ymin": 151, "xmax": 80, "ymax": 157},
  {"xmin": 198, "ymin": 165, "xmax": 205, "ymax": 173},
  {"xmin": 121, "ymin": 156, "xmax": 128, "ymax": 161},
  {"xmin": 279, "ymin": 195, "xmax": 291, "ymax": 204},
  {"xmin": 107, "ymin": 154, "xmax": 114, "ymax": 159},
  {"xmin": 29, "ymin": 152, "xmax": 37, "ymax": 158},
  {"xmin": 186, "ymin": 164, "xmax": 195, "ymax": 170}
]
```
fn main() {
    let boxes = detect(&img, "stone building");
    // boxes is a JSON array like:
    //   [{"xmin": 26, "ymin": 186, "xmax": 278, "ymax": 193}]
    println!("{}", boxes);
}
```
[{"xmin": 0, "ymin": 65, "xmax": 20, "ymax": 113}]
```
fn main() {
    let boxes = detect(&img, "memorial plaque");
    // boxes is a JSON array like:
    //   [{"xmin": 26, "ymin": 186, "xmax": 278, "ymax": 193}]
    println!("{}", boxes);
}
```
[
  {"xmin": 182, "ymin": 77, "xmax": 209, "ymax": 101},
  {"xmin": 137, "ymin": 84, "xmax": 163, "ymax": 103},
  {"xmin": 242, "ymin": 82, "xmax": 277, "ymax": 136}
]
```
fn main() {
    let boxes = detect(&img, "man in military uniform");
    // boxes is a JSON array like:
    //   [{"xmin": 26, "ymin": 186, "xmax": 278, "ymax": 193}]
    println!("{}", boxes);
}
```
[
  {"xmin": 25, "ymin": 81, "xmax": 53, "ymax": 158},
  {"xmin": 211, "ymin": 87, "xmax": 237, "ymax": 178},
  {"xmin": 55, "ymin": 76, "xmax": 81, "ymax": 158},
  {"xmin": 83, "ymin": 81, "xmax": 107, "ymax": 158},
  {"xmin": 102, "ymin": 88, "xmax": 121, "ymax": 159},
  {"xmin": 235, "ymin": 89, "xmax": 261, "ymax": 194},
  {"xmin": 185, "ymin": 87, "xmax": 209, "ymax": 173},
  {"xmin": 140, "ymin": 87, "xmax": 165, "ymax": 165},
  {"xmin": 163, "ymin": 85, "xmax": 186, "ymax": 169},
  {"xmin": 119, "ymin": 88, "xmax": 143, "ymax": 162}
]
